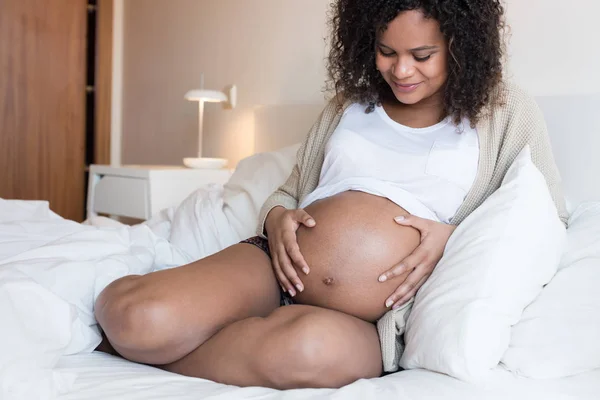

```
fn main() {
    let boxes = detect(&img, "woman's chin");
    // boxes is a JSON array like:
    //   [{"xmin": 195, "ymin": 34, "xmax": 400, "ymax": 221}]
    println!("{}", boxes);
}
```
[{"xmin": 390, "ymin": 89, "xmax": 424, "ymax": 105}]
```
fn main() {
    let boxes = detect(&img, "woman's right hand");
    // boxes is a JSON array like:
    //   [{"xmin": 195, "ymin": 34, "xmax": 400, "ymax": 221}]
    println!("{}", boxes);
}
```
[{"xmin": 264, "ymin": 206, "xmax": 316, "ymax": 297}]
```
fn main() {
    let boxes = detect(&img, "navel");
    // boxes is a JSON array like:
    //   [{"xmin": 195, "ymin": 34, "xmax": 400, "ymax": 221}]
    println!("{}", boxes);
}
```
[{"xmin": 323, "ymin": 277, "xmax": 335, "ymax": 286}]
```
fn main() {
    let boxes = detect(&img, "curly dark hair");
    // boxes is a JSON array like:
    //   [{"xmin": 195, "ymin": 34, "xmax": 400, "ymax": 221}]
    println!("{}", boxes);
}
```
[{"xmin": 327, "ymin": 0, "xmax": 506, "ymax": 124}]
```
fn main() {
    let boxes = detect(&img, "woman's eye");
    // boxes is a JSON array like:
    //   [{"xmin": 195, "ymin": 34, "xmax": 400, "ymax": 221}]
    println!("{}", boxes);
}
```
[
  {"xmin": 414, "ymin": 55, "xmax": 432, "ymax": 62},
  {"xmin": 378, "ymin": 48, "xmax": 395, "ymax": 57}
]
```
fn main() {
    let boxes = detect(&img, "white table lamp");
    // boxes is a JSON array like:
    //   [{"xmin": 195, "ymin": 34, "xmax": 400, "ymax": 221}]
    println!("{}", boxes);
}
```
[{"xmin": 184, "ymin": 79, "xmax": 237, "ymax": 169}]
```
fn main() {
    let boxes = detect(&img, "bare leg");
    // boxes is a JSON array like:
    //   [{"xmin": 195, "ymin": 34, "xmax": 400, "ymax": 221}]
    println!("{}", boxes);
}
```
[
  {"xmin": 95, "ymin": 244, "xmax": 280, "ymax": 365},
  {"xmin": 161, "ymin": 305, "xmax": 383, "ymax": 390}
]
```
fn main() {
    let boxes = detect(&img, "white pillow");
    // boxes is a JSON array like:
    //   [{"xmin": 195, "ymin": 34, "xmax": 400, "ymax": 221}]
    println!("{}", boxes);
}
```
[
  {"xmin": 501, "ymin": 202, "xmax": 600, "ymax": 378},
  {"xmin": 399, "ymin": 146, "xmax": 567, "ymax": 382},
  {"xmin": 222, "ymin": 143, "xmax": 299, "ymax": 239}
]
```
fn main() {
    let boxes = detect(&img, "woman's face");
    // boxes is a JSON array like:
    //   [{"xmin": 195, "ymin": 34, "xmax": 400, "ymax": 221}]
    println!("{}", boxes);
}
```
[{"xmin": 375, "ymin": 10, "xmax": 448, "ymax": 106}]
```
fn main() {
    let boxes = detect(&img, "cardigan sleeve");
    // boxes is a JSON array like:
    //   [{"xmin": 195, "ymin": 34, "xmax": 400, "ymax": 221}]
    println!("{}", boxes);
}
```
[
  {"xmin": 256, "ymin": 163, "xmax": 302, "ymax": 238},
  {"xmin": 255, "ymin": 98, "xmax": 343, "ymax": 238},
  {"xmin": 518, "ymin": 89, "xmax": 570, "ymax": 225}
]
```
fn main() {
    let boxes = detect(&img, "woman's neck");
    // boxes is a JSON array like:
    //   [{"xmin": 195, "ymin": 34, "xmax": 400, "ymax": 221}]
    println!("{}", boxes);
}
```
[{"xmin": 381, "ymin": 92, "xmax": 447, "ymax": 129}]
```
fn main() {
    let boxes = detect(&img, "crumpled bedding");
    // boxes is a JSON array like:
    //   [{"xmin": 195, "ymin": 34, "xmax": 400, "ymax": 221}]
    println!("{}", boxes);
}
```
[{"xmin": 0, "ymin": 145, "xmax": 299, "ymax": 400}]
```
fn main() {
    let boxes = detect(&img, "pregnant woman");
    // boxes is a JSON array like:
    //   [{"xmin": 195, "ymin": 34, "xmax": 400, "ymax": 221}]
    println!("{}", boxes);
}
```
[{"xmin": 95, "ymin": 0, "xmax": 568, "ymax": 390}]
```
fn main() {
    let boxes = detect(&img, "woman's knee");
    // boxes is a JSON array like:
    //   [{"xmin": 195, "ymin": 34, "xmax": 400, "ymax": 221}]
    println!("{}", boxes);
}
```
[
  {"xmin": 94, "ymin": 275, "xmax": 172, "ymax": 351},
  {"xmin": 261, "ymin": 308, "xmax": 382, "ymax": 389}
]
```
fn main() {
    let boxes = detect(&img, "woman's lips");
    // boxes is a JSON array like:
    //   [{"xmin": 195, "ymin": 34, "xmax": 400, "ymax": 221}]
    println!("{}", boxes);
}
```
[{"xmin": 393, "ymin": 82, "xmax": 422, "ymax": 93}]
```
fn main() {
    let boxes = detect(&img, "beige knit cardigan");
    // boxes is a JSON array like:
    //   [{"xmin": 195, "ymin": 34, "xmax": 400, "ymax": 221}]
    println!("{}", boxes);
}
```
[{"xmin": 256, "ymin": 82, "xmax": 569, "ymax": 372}]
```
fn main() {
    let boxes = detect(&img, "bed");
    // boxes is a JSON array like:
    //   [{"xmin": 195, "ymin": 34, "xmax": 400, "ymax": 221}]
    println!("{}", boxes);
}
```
[
  {"xmin": 54, "ymin": 353, "xmax": 600, "ymax": 400},
  {"xmin": 1, "ymin": 92, "xmax": 599, "ymax": 400}
]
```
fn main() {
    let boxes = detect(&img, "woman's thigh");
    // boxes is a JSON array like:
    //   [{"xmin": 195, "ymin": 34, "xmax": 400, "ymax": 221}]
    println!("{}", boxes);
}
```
[
  {"xmin": 95, "ymin": 243, "xmax": 281, "ymax": 365},
  {"xmin": 162, "ymin": 304, "xmax": 382, "ymax": 389}
]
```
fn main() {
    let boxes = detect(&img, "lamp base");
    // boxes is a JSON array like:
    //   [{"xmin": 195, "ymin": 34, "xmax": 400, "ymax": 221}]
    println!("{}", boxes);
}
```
[{"xmin": 183, "ymin": 157, "xmax": 228, "ymax": 169}]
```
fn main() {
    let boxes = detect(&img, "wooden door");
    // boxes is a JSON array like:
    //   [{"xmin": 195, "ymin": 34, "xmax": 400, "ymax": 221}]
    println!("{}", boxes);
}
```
[
  {"xmin": 95, "ymin": 0, "xmax": 113, "ymax": 165},
  {"xmin": 0, "ymin": 0, "xmax": 87, "ymax": 221}
]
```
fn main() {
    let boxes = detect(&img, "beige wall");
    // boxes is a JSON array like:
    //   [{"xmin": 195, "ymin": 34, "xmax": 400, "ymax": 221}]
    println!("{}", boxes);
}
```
[
  {"xmin": 503, "ymin": 0, "xmax": 600, "ymax": 96},
  {"xmin": 120, "ymin": 0, "xmax": 600, "ymax": 166},
  {"xmin": 122, "ymin": 0, "xmax": 330, "ymax": 167}
]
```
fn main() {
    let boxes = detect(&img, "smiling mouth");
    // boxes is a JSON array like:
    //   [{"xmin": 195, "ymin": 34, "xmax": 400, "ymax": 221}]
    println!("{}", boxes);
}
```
[{"xmin": 392, "ymin": 81, "xmax": 422, "ymax": 93}]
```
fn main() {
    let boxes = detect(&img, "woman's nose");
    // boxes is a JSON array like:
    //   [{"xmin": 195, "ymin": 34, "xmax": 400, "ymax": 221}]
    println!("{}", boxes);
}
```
[{"xmin": 391, "ymin": 59, "xmax": 415, "ymax": 80}]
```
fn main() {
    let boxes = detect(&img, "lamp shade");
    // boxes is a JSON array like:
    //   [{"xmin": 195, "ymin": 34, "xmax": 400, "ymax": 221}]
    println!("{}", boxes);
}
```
[
  {"xmin": 184, "ymin": 89, "xmax": 228, "ymax": 103},
  {"xmin": 182, "ymin": 83, "xmax": 236, "ymax": 167}
]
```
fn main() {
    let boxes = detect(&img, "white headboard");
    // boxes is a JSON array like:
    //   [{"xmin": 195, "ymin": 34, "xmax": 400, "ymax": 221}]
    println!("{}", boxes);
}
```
[
  {"xmin": 536, "ymin": 94, "xmax": 600, "ymax": 208},
  {"xmin": 253, "ymin": 95, "xmax": 600, "ymax": 209}
]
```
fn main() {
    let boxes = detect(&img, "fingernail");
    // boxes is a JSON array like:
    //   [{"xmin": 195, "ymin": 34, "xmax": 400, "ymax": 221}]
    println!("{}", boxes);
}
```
[
  {"xmin": 295, "ymin": 284, "xmax": 304, "ymax": 292},
  {"xmin": 392, "ymin": 303, "xmax": 401, "ymax": 310},
  {"xmin": 307, "ymin": 219, "xmax": 316, "ymax": 226},
  {"xmin": 302, "ymin": 267, "xmax": 310, "ymax": 275},
  {"xmin": 289, "ymin": 289, "xmax": 296, "ymax": 297},
  {"xmin": 379, "ymin": 275, "xmax": 387, "ymax": 282},
  {"xmin": 394, "ymin": 216, "xmax": 405, "ymax": 222},
  {"xmin": 385, "ymin": 299, "xmax": 394, "ymax": 308}
]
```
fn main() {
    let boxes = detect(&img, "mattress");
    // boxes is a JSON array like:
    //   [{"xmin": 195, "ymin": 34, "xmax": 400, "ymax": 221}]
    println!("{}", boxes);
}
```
[{"xmin": 55, "ymin": 352, "xmax": 600, "ymax": 400}]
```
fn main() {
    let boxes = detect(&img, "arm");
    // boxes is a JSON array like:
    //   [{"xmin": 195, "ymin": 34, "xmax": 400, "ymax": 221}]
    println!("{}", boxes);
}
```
[
  {"xmin": 257, "ymin": 164, "xmax": 302, "ymax": 238},
  {"xmin": 256, "ymin": 97, "xmax": 347, "ymax": 295},
  {"xmin": 526, "ymin": 98, "xmax": 569, "ymax": 226},
  {"xmin": 377, "ymin": 85, "xmax": 570, "ymax": 309},
  {"xmin": 256, "ymin": 96, "xmax": 347, "ymax": 237}
]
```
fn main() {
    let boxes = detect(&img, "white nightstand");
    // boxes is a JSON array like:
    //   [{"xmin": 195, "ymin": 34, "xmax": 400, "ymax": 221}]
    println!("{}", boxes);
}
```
[{"xmin": 87, "ymin": 165, "xmax": 232, "ymax": 220}]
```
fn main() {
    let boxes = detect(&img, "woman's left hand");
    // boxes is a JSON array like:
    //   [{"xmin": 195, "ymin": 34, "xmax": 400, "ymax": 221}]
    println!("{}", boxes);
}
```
[{"xmin": 378, "ymin": 215, "xmax": 457, "ymax": 310}]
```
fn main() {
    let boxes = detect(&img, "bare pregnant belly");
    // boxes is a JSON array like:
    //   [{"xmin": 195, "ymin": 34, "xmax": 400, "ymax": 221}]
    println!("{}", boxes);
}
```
[{"xmin": 294, "ymin": 191, "xmax": 420, "ymax": 322}]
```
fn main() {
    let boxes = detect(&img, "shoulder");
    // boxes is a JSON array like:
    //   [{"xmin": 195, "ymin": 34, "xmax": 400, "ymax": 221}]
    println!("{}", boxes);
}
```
[
  {"xmin": 479, "ymin": 81, "xmax": 546, "ymax": 136},
  {"xmin": 297, "ymin": 94, "xmax": 355, "ymax": 158},
  {"xmin": 322, "ymin": 92, "xmax": 355, "ymax": 115},
  {"xmin": 496, "ymin": 80, "xmax": 532, "ymax": 103},
  {"xmin": 489, "ymin": 81, "xmax": 544, "ymax": 120},
  {"xmin": 310, "ymin": 94, "xmax": 363, "ymax": 132}
]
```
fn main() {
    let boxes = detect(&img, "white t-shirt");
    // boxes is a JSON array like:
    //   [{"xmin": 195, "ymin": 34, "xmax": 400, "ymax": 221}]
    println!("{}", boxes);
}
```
[{"xmin": 298, "ymin": 103, "xmax": 480, "ymax": 223}]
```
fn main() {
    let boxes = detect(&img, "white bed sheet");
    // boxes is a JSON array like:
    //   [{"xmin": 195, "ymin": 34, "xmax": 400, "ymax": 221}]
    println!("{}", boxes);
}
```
[
  {"xmin": 56, "ymin": 353, "xmax": 600, "ymax": 400},
  {"xmin": 4, "ymin": 93, "xmax": 600, "ymax": 399}
]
